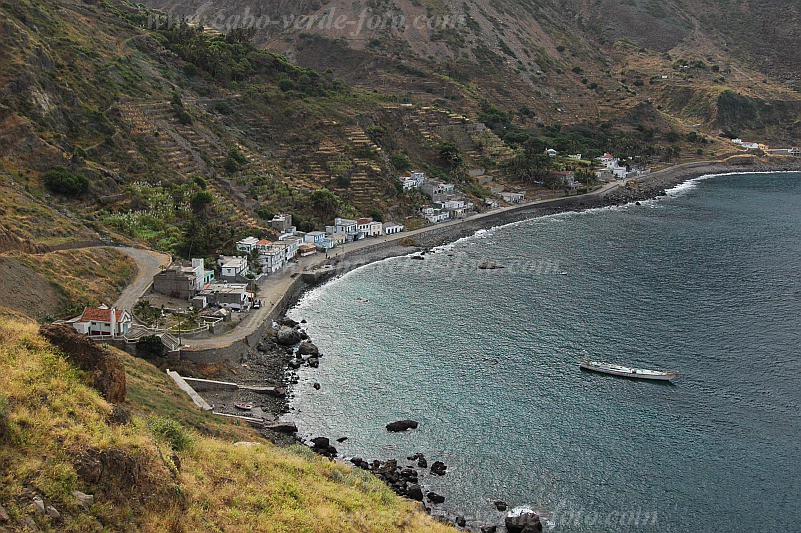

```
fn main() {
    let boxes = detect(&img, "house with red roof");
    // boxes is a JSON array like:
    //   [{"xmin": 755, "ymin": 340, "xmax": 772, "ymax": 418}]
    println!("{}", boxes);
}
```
[{"xmin": 68, "ymin": 305, "xmax": 133, "ymax": 337}]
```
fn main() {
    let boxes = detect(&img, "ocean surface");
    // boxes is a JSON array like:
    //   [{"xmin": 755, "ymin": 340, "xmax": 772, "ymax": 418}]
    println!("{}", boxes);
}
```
[{"xmin": 287, "ymin": 172, "xmax": 801, "ymax": 532}]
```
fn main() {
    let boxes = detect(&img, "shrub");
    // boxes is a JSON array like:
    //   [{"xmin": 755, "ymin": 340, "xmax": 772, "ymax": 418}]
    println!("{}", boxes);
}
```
[
  {"xmin": 256, "ymin": 207, "xmax": 275, "ymax": 220},
  {"xmin": 278, "ymin": 78, "xmax": 296, "ymax": 92},
  {"xmin": 43, "ymin": 168, "xmax": 89, "ymax": 196},
  {"xmin": 136, "ymin": 335, "xmax": 166, "ymax": 359},
  {"xmin": 572, "ymin": 66, "xmax": 583, "ymax": 74},
  {"xmin": 390, "ymin": 152, "xmax": 411, "ymax": 170},
  {"xmin": 214, "ymin": 101, "xmax": 233, "ymax": 114},
  {"xmin": 147, "ymin": 417, "xmax": 193, "ymax": 452},
  {"xmin": 190, "ymin": 190, "xmax": 215, "ymax": 213}
]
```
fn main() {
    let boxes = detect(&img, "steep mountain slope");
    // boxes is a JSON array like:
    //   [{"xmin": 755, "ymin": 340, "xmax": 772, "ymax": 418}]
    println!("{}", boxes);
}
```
[
  {"xmin": 139, "ymin": 0, "xmax": 801, "ymax": 139},
  {"xmin": 0, "ymin": 0, "xmax": 798, "ymax": 274}
]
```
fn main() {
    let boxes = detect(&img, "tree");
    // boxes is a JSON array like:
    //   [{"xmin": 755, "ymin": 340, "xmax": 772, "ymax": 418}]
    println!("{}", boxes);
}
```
[
  {"xmin": 137, "ymin": 335, "xmax": 166, "ymax": 359},
  {"xmin": 437, "ymin": 142, "xmax": 462, "ymax": 169},
  {"xmin": 43, "ymin": 168, "xmax": 89, "ymax": 196},
  {"xmin": 390, "ymin": 152, "xmax": 411, "ymax": 170},
  {"xmin": 190, "ymin": 190, "xmax": 214, "ymax": 214},
  {"xmin": 310, "ymin": 188, "xmax": 341, "ymax": 218},
  {"xmin": 369, "ymin": 207, "xmax": 384, "ymax": 222}
]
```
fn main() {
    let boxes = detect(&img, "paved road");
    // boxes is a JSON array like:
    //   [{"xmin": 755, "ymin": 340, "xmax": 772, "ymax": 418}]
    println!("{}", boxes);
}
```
[
  {"xmin": 113, "ymin": 247, "xmax": 171, "ymax": 311},
  {"xmin": 182, "ymin": 179, "xmax": 629, "ymax": 351}
]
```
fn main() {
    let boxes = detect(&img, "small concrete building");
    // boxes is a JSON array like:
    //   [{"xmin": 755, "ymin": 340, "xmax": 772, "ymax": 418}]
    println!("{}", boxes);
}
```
[
  {"xmin": 270, "ymin": 214, "xmax": 294, "ymax": 234},
  {"xmin": 383, "ymin": 222, "xmax": 404, "ymax": 235},
  {"xmin": 198, "ymin": 282, "xmax": 249, "ymax": 310},
  {"xmin": 218, "ymin": 256, "xmax": 250, "ymax": 281},
  {"xmin": 153, "ymin": 258, "xmax": 209, "ymax": 300}
]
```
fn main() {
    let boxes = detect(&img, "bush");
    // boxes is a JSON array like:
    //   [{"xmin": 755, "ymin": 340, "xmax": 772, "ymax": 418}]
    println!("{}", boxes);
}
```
[
  {"xmin": 214, "ymin": 101, "xmax": 233, "ymax": 114},
  {"xmin": 43, "ymin": 168, "xmax": 89, "ymax": 196},
  {"xmin": 191, "ymin": 190, "xmax": 215, "ymax": 213},
  {"xmin": 147, "ymin": 417, "xmax": 193, "ymax": 452},
  {"xmin": 279, "ymin": 78, "xmax": 296, "ymax": 92},
  {"xmin": 136, "ymin": 335, "xmax": 166, "ymax": 359},
  {"xmin": 390, "ymin": 152, "xmax": 411, "ymax": 170}
]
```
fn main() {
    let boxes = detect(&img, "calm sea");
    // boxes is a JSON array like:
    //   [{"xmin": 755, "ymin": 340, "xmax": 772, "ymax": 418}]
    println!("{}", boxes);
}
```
[{"xmin": 287, "ymin": 172, "xmax": 801, "ymax": 532}]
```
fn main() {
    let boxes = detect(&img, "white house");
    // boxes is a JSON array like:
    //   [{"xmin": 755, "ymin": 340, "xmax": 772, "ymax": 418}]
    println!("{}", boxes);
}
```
[
  {"xmin": 357, "ymin": 218, "xmax": 383, "ymax": 237},
  {"xmin": 790, "ymin": 147, "xmax": 800, "ymax": 155},
  {"xmin": 421, "ymin": 206, "xmax": 449, "ymax": 223},
  {"xmin": 500, "ymin": 191, "xmax": 525, "ymax": 204},
  {"xmin": 401, "ymin": 171, "xmax": 426, "ymax": 190},
  {"xmin": 568, "ymin": 153, "xmax": 582, "ymax": 160},
  {"xmin": 383, "ymin": 222, "xmax": 404, "ymax": 235},
  {"xmin": 304, "ymin": 231, "xmax": 327, "ymax": 245},
  {"xmin": 318, "ymin": 237, "xmax": 336, "ymax": 251},
  {"xmin": 218, "ymin": 256, "xmax": 250, "ymax": 280},
  {"xmin": 69, "ymin": 306, "xmax": 132, "ymax": 337},
  {"xmin": 439, "ymin": 199, "xmax": 472, "ymax": 218},
  {"xmin": 326, "ymin": 218, "xmax": 362, "ymax": 241},
  {"xmin": 235, "ymin": 236, "xmax": 260, "ymax": 254},
  {"xmin": 258, "ymin": 245, "xmax": 285, "ymax": 274},
  {"xmin": 545, "ymin": 148, "xmax": 558, "ymax": 158},
  {"xmin": 198, "ymin": 282, "xmax": 249, "ymax": 311}
]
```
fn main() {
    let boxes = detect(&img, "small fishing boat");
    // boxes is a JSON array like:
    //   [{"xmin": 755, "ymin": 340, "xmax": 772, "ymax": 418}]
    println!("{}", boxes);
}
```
[
  {"xmin": 580, "ymin": 360, "xmax": 678, "ymax": 381},
  {"xmin": 234, "ymin": 402, "xmax": 254, "ymax": 411}
]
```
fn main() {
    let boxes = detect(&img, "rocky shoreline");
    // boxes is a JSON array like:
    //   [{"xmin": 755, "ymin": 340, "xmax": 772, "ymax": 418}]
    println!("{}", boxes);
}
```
[{"xmin": 198, "ymin": 160, "xmax": 801, "ymax": 530}]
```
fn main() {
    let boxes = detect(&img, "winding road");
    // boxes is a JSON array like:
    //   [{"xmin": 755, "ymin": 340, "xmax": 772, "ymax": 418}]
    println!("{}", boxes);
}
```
[{"xmin": 113, "ymin": 247, "xmax": 171, "ymax": 311}]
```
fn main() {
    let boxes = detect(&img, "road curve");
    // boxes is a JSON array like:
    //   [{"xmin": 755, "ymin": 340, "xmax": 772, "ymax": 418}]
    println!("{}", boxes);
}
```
[{"xmin": 113, "ymin": 247, "xmax": 171, "ymax": 311}]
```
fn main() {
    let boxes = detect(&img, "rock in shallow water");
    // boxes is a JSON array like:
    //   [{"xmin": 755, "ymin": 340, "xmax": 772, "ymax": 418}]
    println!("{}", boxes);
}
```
[
  {"xmin": 427, "ymin": 491, "xmax": 445, "ymax": 504},
  {"xmin": 430, "ymin": 460, "xmax": 447, "ymax": 476},
  {"xmin": 406, "ymin": 484, "xmax": 424, "ymax": 501},
  {"xmin": 505, "ymin": 512, "xmax": 543, "ymax": 533},
  {"xmin": 386, "ymin": 420, "xmax": 419, "ymax": 432}
]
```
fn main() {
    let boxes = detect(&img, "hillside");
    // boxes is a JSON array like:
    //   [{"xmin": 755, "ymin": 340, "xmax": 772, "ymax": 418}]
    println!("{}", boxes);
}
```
[
  {"xmin": 139, "ymin": 0, "xmax": 801, "ymax": 141},
  {"xmin": 0, "ymin": 311, "xmax": 453, "ymax": 532},
  {"xmin": 2, "ymin": 0, "xmax": 798, "ymax": 267}
]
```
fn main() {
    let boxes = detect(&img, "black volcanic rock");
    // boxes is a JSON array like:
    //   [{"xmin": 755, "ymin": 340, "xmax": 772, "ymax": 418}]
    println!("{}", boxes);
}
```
[
  {"xmin": 505, "ymin": 512, "xmax": 543, "ymax": 533},
  {"xmin": 427, "ymin": 491, "xmax": 445, "ymax": 504},
  {"xmin": 430, "ymin": 461, "xmax": 447, "ymax": 476},
  {"xmin": 386, "ymin": 420, "xmax": 418, "ymax": 432},
  {"xmin": 406, "ymin": 484, "xmax": 424, "ymax": 501}
]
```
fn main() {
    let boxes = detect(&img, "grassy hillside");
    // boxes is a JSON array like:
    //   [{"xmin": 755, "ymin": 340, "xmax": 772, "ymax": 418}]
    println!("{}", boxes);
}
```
[{"xmin": 0, "ymin": 311, "xmax": 453, "ymax": 532}]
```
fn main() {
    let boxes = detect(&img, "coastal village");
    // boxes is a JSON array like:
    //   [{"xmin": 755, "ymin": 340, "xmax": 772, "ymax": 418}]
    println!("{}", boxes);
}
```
[
  {"xmin": 54, "ymin": 150, "xmax": 644, "ymax": 350},
  {"xmin": 55, "ymin": 130, "xmax": 800, "ymax": 355}
]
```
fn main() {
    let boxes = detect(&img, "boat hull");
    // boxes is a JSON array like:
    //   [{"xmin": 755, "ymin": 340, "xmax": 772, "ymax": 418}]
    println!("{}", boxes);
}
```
[{"xmin": 580, "ymin": 361, "xmax": 678, "ymax": 381}]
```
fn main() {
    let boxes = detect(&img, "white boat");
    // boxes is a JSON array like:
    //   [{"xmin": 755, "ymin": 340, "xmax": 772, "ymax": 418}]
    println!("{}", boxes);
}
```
[{"xmin": 580, "ymin": 360, "xmax": 678, "ymax": 381}]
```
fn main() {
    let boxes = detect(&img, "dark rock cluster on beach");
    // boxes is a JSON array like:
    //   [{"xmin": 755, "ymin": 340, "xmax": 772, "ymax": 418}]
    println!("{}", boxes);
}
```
[{"xmin": 258, "ymin": 317, "xmax": 323, "ymax": 373}]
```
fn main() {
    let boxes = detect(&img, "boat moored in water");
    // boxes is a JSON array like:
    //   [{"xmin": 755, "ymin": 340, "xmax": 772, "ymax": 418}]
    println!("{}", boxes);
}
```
[{"xmin": 580, "ymin": 360, "xmax": 678, "ymax": 381}]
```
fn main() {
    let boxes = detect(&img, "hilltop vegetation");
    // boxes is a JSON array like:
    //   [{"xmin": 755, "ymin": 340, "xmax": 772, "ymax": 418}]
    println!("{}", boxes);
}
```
[{"xmin": 0, "ymin": 311, "xmax": 453, "ymax": 532}]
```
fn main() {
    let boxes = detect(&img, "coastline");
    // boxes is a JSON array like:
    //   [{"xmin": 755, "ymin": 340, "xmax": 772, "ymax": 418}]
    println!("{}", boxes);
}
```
[
  {"xmin": 184, "ymin": 159, "xmax": 800, "ymax": 530},
  {"xmin": 181, "ymin": 158, "xmax": 801, "ymax": 404}
]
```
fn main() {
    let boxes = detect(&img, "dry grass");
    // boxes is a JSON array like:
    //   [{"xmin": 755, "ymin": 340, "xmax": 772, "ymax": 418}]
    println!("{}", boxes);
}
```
[
  {"xmin": 0, "ymin": 312, "xmax": 453, "ymax": 532},
  {"xmin": 0, "ymin": 247, "xmax": 136, "ymax": 320}
]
